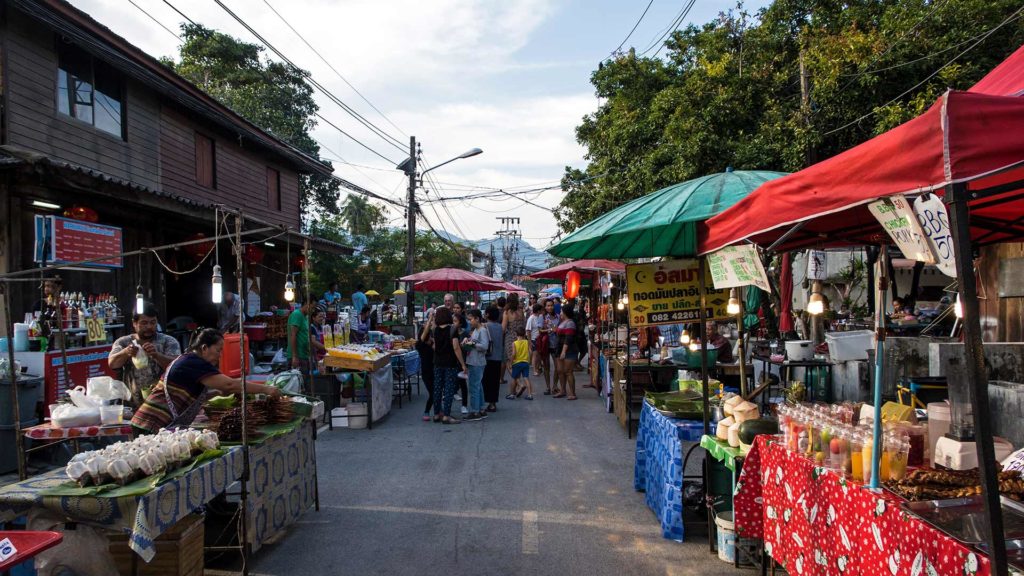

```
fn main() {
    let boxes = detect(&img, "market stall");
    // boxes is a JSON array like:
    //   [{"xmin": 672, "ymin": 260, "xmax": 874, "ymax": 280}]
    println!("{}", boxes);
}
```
[
  {"xmin": 322, "ymin": 346, "xmax": 394, "ymax": 428},
  {"xmin": 698, "ymin": 45, "xmax": 1024, "ymax": 575}
]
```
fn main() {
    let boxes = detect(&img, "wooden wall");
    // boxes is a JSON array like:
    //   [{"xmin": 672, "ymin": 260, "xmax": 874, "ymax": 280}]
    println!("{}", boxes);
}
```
[{"xmin": 977, "ymin": 243, "xmax": 1024, "ymax": 342}]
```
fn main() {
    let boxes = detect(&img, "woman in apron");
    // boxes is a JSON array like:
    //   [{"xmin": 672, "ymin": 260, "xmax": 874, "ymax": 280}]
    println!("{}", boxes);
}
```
[{"xmin": 131, "ymin": 328, "xmax": 281, "ymax": 434}]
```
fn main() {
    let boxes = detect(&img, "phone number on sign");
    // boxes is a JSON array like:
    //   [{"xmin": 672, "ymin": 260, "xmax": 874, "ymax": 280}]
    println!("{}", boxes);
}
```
[{"xmin": 635, "ymin": 309, "xmax": 708, "ymax": 324}]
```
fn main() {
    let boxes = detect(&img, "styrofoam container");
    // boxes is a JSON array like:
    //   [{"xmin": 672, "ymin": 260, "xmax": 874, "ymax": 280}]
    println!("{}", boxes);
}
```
[
  {"xmin": 784, "ymin": 340, "xmax": 814, "ymax": 361},
  {"xmin": 825, "ymin": 330, "xmax": 874, "ymax": 361},
  {"xmin": 331, "ymin": 402, "xmax": 367, "ymax": 429}
]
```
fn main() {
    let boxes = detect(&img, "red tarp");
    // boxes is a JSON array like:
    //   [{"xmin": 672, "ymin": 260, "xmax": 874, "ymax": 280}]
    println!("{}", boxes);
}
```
[
  {"xmin": 528, "ymin": 259, "xmax": 625, "ymax": 281},
  {"xmin": 699, "ymin": 44, "xmax": 1024, "ymax": 254}
]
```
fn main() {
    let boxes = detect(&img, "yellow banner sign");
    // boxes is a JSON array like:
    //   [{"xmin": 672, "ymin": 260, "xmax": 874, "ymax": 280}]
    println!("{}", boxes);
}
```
[{"xmin": 625, "ymin": 259, "xmax": 730, "ymax": 327}]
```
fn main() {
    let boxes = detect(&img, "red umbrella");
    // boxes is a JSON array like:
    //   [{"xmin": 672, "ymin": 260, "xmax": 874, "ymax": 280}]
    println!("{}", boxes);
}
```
[
  {"xmin": 400, "ymin": 267, "xmax": 507, "ymax": 292},
  {"xmin": 529, "ymin": 259, "xmax": 625, "ymax": 281},
  {"xmin": 778, "ymin": 253, "xmax": 793, "ymax": 333}
]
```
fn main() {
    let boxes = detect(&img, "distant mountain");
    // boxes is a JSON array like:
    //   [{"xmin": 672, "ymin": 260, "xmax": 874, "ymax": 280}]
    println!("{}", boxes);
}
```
[{"xmin": 434, "ymin": 231, "xmax": 551, "ymax": 274}]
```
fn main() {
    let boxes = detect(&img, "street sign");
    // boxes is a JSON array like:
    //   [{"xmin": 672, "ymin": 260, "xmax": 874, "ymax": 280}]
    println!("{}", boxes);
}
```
[{"xmin": 625, "ymin": 259, "xmax": 729, "ymax": 327}]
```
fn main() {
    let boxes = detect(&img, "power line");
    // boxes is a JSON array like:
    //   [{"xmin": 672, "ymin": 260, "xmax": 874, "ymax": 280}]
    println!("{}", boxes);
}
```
[
  {"xmin": 640, "ymin": 0, "xmax": 695, "ymax": 56},
  {"xmin": 651, "ymin": 0, "xmax": 696, "ymax": 58},
  {"xmin": 260, "ymin": 0, "xmax": 408, "ymax": 139},
  {"xmin": 315, "ymin": 112, "xmax": 399, "ymax": 165},
  {"xmin": 128, "ymin": 0, "xmax": 181, "ymax": 42},
  {"xmin": 610, "ymin": 0, "xmax": 655, "ymax": 57},
  {"xmin": 162, "ymin": 0, "xmax": 196, "ymax": 26},
  {"xmin": 212, "ymin": 0, "xmax": 407, "ymax": 155},
  {"xmin": 824, "ymin": 3, "xmax": 1024, "ymax": 137}
]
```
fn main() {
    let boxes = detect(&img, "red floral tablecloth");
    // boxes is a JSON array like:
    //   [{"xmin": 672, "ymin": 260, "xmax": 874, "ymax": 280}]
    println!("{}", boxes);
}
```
[
  {"xmin": 22, "ymin": 422, "xmax": 133, "ymax": 440},
  {"xmin": 734, "ymin": 435, "xmax": 990, "ymax": 576}
]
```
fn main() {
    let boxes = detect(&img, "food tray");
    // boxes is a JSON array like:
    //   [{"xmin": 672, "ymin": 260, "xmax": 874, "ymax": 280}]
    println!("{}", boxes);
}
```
[{"xmin": 900, "ymin": 495, "xmax": 1024, "ymax": 545}]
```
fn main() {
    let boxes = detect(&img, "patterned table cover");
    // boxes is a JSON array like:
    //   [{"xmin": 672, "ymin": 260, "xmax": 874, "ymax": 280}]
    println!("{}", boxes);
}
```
[
  {"xmin": 22, "ymin": 422, "xmax": 133, "ymax": 440},
  {"xmin": 634, "ymin": 402, "xmax": 704, "ymax": 542},
  {"xmin": 733, "ymin": 435, "xmax": 992, "ymax": 576},
  {"xmin": 0, "ymin": 447, "xmax": 244, "ymax": 562},
  {"xmin": 246, "ymin": 419, "xmax": 317, "ymax": 552}
]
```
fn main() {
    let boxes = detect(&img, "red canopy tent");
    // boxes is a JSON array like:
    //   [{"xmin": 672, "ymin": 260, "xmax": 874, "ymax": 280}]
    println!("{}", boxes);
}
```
[
  {"xmin": 699, "ymin": 45, "xmax": 1024, "ymax": 576},
  {"xmin": 699, "ymin": 44, "xmax": 1024, "ymax": 254},
  {"xmin": 399, "ymin": 268, "xmax": 507, "ymax": 292},
  {"xmin": 528, "ymin": 259, "xmax": 626, "ymax": 281}
]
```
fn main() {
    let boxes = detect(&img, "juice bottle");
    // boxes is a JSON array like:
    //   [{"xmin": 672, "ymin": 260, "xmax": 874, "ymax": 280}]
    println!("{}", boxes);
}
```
[
  {"xmin": 889, "ymin": 438, "xmax": 910, "ymax": 481},
  {"xmin": 323, "ymin": 324, "xmax": 334, "ymax": 348},
  {"xmin": 862, "ymin": 440, "xmax": 874, "ymax": 483},
  {"xmin": 850, "ymin": 432, "xmax": 865, "ymax": 481},
  {"xmin": 879, "ymin": 434, "xmax": 891, "ymax": 481}
]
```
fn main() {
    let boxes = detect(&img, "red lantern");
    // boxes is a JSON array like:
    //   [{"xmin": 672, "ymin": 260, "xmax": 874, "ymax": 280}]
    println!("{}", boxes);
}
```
[
  {"xmin": 243, "ymin": 244, "xmax": 265, "ymax": 264},
  {"xmin": 293, "ymin": 254, "xmax": 307, "ymax": 270},
  {"xmin": 565, "ymin": 270, "xmax": 581, "ymax": 299},
  {"xmin": 63, "ymin": 205, "xmax": 99, "ymax": 222},
  {"xmin": 183, "ymin": 233, "xmax": 214, "ymax": 261}
]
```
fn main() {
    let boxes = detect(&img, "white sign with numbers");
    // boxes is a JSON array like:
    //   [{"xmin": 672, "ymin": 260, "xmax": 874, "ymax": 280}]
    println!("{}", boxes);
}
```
[
  {"xmin": 912, "ymin": 194, "xmax": 957, "ymax": 277},
  {"xmin": 868, "ymin": 195, "xmax": 936, "ymax": 264}
]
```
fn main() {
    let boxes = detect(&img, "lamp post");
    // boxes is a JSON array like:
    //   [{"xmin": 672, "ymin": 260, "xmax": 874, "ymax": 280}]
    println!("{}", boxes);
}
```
[{"xmin": 399, "ymin": 141, "xmax": 483, "ymax": 324}]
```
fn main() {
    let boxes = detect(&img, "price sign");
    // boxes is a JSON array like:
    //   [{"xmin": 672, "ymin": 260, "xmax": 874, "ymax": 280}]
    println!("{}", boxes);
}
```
[
  {"xmin": 0, "ymin": 537, "xmax": 16, "ymax": 563},
  {"xmin": 625, "ymin": 259, "xmax": 729, "ymax": 327},
  {"xmin": 868, "ymin": 195, "xmax": 936, "ymax": 263},
  {"xmin": 912, "ymin": 194, "xmax": 956, "ymax": 277},
  {"xmin": 85, "ymin": 317, "xmax": 106, "ymax": 343},
  {"xmin": 708, "ymin": 245, "xmax": 771, "ymax": 291}
]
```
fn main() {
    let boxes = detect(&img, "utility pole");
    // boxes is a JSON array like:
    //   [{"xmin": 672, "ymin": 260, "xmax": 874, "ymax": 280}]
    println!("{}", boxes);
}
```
[
  {"xmin": 495, "ymin": 217, "xmax": 522, "ymax": 281},
  {"xmin": 405, "ymin": 135, "xmax": 417, "ymax": 324}
]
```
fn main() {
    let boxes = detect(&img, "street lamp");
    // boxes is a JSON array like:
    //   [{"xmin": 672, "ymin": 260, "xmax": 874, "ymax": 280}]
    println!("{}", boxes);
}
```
[{"xmin": 399, "ymin": 141, "xmax": 483, "ymax": 325}]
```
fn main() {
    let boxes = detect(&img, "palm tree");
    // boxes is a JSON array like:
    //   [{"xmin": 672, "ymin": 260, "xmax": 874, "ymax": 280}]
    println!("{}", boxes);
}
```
[{"xmin": 339, "ymin": 194, "xmax": 383, "ymax": 237}]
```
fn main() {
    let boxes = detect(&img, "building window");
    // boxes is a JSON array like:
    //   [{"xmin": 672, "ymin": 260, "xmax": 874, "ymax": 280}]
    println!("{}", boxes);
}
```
[
  {"xmin": 267, "ymin": 168, "xmax": 281, "ymax": 210},
  {"xmin": 195, "ymin": 133, "xmax": 216, "ymax": 188},
  {"xmin": 56, "ymin": 43, "xmax": 124, "ymax": 139}
]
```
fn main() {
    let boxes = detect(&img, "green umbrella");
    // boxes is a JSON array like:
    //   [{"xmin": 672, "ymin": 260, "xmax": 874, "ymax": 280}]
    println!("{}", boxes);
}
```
[
  {"xmin": 744, "ymin": 286, "xmax": 763, "ymax": 330},
  {"xmin": 547, "ymin": 169, "xmax": 788, "ymax": 259}
]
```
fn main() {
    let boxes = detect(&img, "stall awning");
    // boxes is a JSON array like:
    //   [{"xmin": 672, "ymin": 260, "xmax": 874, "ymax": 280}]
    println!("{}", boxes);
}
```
[
  {"xmin": 699, "ymin": 44, "xmax": 1024, "ymax": 254},
  {"xmin": 528, "ymin": 259, "xmax": 625, "ymax": 282}
]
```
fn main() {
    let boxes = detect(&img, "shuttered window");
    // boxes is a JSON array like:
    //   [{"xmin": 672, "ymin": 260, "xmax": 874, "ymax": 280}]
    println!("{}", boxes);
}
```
[
  {"xmin": 195, "ymin": 133, "xmax": 215, "ymax": 188},
  {"xmin": 267, "ymin": 168, "xmax": 281, "ymax": 210}
]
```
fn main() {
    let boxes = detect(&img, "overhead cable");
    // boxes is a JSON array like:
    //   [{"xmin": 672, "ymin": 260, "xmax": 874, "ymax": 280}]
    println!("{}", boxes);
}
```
[{"xmin": 610, "ymin": 0, "xmax": 655, "ymax": 57}]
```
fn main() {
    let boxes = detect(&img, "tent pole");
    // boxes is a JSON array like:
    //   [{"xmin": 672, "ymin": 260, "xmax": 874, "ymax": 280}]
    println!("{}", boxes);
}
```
[
  {"xmin": 3, "ymin": 285, "xmax": 26, "ymax": 480},
  {"xmin": 946, "ymin": 182, "xmax": 1008, "ymax": 576},
  {"xmin": 869, "ymin": 250, "xmax": 887, "ymax": 489},
  {"xmin": 737, "ymin": 286, "xmax": 747, "ymax": 398},
  {"xmin": 698, "ymin": 258, "xmax": 710, "ymax": 435},
  {"xmin": 235, "ymin": 213, "xmax": 251, "ymax": 576}
]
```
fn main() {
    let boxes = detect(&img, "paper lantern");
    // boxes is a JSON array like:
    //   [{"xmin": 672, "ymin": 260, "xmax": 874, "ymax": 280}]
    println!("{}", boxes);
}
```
[
  {"xmin": 565, "ymin": 270, "xmax": 581, "ymax": 299},
  {"xmin": 293, "ymin": 254, "xmax": 307, "ymax": 269},
  {"xmin": 243, "ymin": 244, "xmax": 265, "ymax": 264},
  {"xmin": 63, "ymin": 205, "xmax": 99, "ymax": 222},
  {"xmin": 183, "ymin": 233, "xmax": 214, "ymax": 261}
]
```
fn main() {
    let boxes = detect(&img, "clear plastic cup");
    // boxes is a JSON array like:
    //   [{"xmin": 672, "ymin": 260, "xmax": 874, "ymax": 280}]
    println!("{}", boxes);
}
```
[{"xmin": 100, "ymin": 404, "xmax": 123, "ymax": 425}]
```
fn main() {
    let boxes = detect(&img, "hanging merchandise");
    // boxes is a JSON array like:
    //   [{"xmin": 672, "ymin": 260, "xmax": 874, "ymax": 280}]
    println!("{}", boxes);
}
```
[
  {"xmin": 565, "ymin": 270, "xmax": 581, "ymax": 299},
  {"xmin": 599, "ymin": 271, "xmax": 612, "ymax": 298}
]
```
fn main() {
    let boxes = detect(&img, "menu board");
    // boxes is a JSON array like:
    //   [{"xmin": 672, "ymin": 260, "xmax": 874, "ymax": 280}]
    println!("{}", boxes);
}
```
[
  {"xmin": 707, "ymin": 244, "xmax": 771, "ymax": 291},
  {"xmin": 44, "ymin": 344, "xmax": 116, "ymax": 409},
  {"xmin": 34, "ymin": 215, "xmax": 123, "ymax": 268}
]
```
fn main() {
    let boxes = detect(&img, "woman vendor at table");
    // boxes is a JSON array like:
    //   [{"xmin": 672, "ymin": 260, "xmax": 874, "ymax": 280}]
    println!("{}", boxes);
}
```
[{"xmin": 131, "ymin": 328, "xmax": 280, "ymax": 434}]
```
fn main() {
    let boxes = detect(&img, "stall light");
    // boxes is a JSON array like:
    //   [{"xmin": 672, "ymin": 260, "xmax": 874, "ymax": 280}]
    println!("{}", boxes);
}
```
[
  {"xmin": 264, "ymin": 241, "xmax": 276, "ymax": 247},
  {"xmin": 807, "ymin": 281, "xmax": 826, "ymax": 315},
  {"xmin": 616, "ymin": 301, "xmax": 624, "ymax": 311},
  {"xmin": 211, "ymin": 264, "xmax": 223, "ymax": 304},
  {"xmin": 680, "ymin": 329, "xmax": 690, "ymax": 345},
  {"xmin": 954, "ymin": 294, "xmax": 963, "ymax": 319},
  {"xmin": 727, "ymin": 288, "xmax": 741, "ymax": 316},
  {"xmin": 31, "ymin": 200, "xmax": 62, "ymax": 210},
  {"xmin": 135, "ymin": 285, "xmax": 145, "ymax": 315},
  {"xmin": 284, "ymin": 279, "xmax": 296, "ymax": 302},
  {"xmin": 622, "ymin": 295, "xmax": 629, "ymax": 305},
  {"xmin": 608, "ymin": 281, "xmax": 614, "ymax": 289},
  {"xmin": 688, "ymin": 341, "xmax": 700, "ymax": 352}
]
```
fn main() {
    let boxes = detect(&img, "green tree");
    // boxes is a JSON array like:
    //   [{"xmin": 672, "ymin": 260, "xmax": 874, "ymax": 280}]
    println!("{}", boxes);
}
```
[
  {"xmin": 559, "ymin": 1, "xmax": 1024, "ymax": 234},
  {"xmin": 338, "ymin": 194, "xmax": 385, "ymax": 237},
  {"xmin": 164, "ymin": 24, "xmax": 340, "ymax": 215}
]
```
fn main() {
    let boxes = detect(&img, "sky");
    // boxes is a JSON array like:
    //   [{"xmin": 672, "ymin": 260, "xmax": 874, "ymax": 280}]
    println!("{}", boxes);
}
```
[{"xmin": 69, "ymin": 0, "xmax": 768, "ymax": 247}]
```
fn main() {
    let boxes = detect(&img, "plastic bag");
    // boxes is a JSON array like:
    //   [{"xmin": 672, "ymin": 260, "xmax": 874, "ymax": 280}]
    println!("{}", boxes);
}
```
[
  {"xmin": 270, "ymin": 370, "xmax": 304, "ymax": 394},
  {"xmin": 67, "ymin": 385, "xmax": 100, "ymax": 409},
  {"xmin": 87, "ymin": 376, "xmax": 131, "ymax": 402},
  {"xmin": 51, "ymin": 402, "xmax": 101, "ymax": 428},
  {"xmin": 29, "ymin": 509, "xmax": 119, "ymax": 576}
]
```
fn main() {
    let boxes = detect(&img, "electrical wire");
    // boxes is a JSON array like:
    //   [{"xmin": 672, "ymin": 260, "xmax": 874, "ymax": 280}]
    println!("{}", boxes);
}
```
[
  {"xmin": 261, "ymin": 0, "xmax": 408, "ymax": 139},
  {"xmin": 639, "ymin": 0, "xmax": 694, "ymax": 56},
  {"xmin": 610, "ymin": 0, "xmax": 655, "ymax": 57},
  {"xmin": 213, "ymin": 0, "xmax": 407, "ymax": 155},
  {"xmin": 824, "ymin": 3, "xmax": 1024, "ymax": 137},
  {"xmin": 651, "ymin": 0, "xmax": 695, "ymax": 58},
  {"xmin": 128, "ymin": 0, "xmax": 181, "ymax": 42},
  {"xmin": 162, "ymin": 0, "xmax": 196, "ymax": 26}
]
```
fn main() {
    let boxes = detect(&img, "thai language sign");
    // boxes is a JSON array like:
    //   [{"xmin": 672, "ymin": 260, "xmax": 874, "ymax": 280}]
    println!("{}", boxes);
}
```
[
  {"xmin": 34, "ymin": 215, "xmax": 123, "ymax": 268},
  {"xmin": 625, "ymin": 259, "xmax": 729, "ymax": 327},
  {"xmin": 707, "ymin": 245, "xmax": 771, "ymax": 292},
  {"xmin": 867, "ymin": 195, "xmax": 935, "ymax": 264}
]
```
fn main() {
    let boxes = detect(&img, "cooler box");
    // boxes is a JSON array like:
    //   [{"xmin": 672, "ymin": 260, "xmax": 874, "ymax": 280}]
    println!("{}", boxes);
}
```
[
  {"xmin": 219, "ymin": 333, "xmax": 250, "ymax": 378},
  {"xmin": 825, "ymin": 330, "xmax": 874, "ymax": 361},
  {"xmin": 243, "ymin": 323, "xmax": 267, "ymax": 342}
]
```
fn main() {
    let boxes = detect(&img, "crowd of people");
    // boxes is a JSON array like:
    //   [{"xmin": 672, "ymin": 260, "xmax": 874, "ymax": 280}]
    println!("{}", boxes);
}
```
[{"xmin": 416, "ymin": 292, "xmax": 590, "ymax": 424}]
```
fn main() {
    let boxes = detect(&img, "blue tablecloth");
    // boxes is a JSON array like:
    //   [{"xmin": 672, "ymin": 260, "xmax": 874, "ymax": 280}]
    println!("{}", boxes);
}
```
[
  {"xmin": 633, "ymin": 401, "xmax": 703, "ymax": 542},
  {"xmin": 391, "ymin": 350, "xmax": 420, "ymax": 376},
  {"xmin": 0, "ymin": 447, "xmax": 244, "ymax": 562},
  {"xmin": 247, "ymin": 419, "xmax": 317, "ymax": 552}
]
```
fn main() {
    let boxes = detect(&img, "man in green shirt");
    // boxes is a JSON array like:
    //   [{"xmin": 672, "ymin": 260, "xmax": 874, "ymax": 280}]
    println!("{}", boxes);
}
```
[{"xmin": 287, "ymin": 301, "xmax": 316, "ymax": 371}]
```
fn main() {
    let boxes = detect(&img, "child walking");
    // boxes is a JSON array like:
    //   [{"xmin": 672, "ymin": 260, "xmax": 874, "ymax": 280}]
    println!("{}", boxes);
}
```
[
  {"xmin": 506, "ymin": 327, "xmax": 534, "ymax": 400},
  {"xmin": 526, "ymin": 303, "xmax": 544, "ymax": 376}
]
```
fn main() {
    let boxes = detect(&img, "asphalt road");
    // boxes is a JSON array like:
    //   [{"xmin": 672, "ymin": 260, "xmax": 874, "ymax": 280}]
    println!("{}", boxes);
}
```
[{"xmin": 249, "ymin": 370, "xmax": 735, "ymax": 576}]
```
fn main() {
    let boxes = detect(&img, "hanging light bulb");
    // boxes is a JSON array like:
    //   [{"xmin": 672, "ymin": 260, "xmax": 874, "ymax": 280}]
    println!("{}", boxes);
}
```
[
  {"xmin": 284, "ymin": 278, "xmax": 296, "ymax": 302},
  {"xmin": 680, "ymin": 329, "xmax": 690, "ymax": 345},
  {"xmin": 689, "ymin": 340, "xmax": 700, "ymax": 352},
  {"xmin": 954, "ymin": 294, "xmax": 963, "ymax": 319},
  {"xmin": 135, "ymin": 285, "xmax": 144, "ymax": 315},
  {"xmin": 622, "ymin": 295, "xmax": 629, "ymax": 305},
  {"xmin": 727, "ymin": 288, "xmax": 741, "ymax": 316},
  {"xmin": 807, "ymin": 280, "xmax": 826, "ymax": 315},
  {"xmin": 616, "ymin": 300, "xmax": 624, "ymax": 311},
  {"xmin": 211, "ymin": 264, "xmax": 223, "ymax": 304}
]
